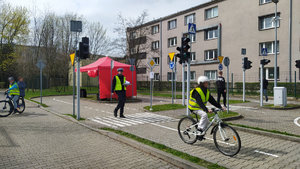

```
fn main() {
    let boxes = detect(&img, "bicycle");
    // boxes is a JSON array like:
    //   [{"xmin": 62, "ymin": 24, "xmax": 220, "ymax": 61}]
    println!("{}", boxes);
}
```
[
  {"xmin": 178, "ymin": 108, "xmax": 241, "ymax": 156},
  {"xmin": 0, "ymin": 92, "xmax": 25, "ymax": 117}
]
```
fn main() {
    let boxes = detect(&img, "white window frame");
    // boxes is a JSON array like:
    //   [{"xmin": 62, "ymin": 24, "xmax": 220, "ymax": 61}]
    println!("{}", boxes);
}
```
[
  {"xmin": 204, "ymin": 70, "xmax": 217, "ymax": 80},
  {"xmin": 184, "ymin": 71, "xmax": 196, "ymax": 81},
  {"xmin": 186, "ymin": 34, "xmax": 196, "ymax": 42},
  {"xmin": 260, "ymin": 67, "xmax": 279, "ymax": 80},
  {"xmin": 205, "ymin": 7, "xmax": 218, "ymax": 20},
  {"xmin": 191, "ymin": 52, "xmax": 196, "ymax": 61},
  {"xmin": 168, "ymin": 19, "xmax": 177, "ymax": 30},
  {"xmin": 130, "ymin": 32, "xmax": 136, "ymax": 39},
  {"xmin": 168, "ymin": 37, "xmax": 177, "ymax": 47},
  {"xmin": 154, "ymin": 73, "xmax": 160, "ymax": 81},
  {"xmin": 152, "ymin": 41, "xmax": 159, "ymax": 50},
  {"xmin": 205, "ymin": 49, "xmax": 217, "ymax": 60},
  {"xmin": 260, "ymin": 41, "xmax": 279, "ymax": 55},
  {"xmin": 206, "ymin": 28, "xmax": 218, "ymax": 40},
  {"xmin": 185, "ymin": 14, "xmax": 195, "ymax": 25},
  {"xmin": 152, "ymin": 25, "xmax": 159, "ymax": 34},
  {"xmin": 167, "ymin": 72, "xmax": 176, "ymax": 81},
  {"xmin": 260, "ymin": 15, "xmax": 280, "ymax": 30},
  {"xmin": 153, "ymin": 57, "xmax": 159, "ymax": 65},
  {"xmin": 260, "ymin": 0, "xmax": 272, "ymax": 4}
]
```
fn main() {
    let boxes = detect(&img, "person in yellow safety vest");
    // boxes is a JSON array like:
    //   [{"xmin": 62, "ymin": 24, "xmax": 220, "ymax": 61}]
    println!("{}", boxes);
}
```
[
  {"xmin": 6, "ymin": 77, "xmax": 20, "ymax": 114},
  {"xmin": 111, "ymin": 68, "xmax": 127, "ymax": 118},
  {"xmin": 188, "ymin": 76, "xmax": 226, "ymax": 135}
]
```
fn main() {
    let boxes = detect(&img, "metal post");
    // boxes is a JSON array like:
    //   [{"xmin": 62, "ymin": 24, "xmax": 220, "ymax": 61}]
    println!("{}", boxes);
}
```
[
  {"xmin": 73, "ymin": 32, "xmax": 78, "ymax": 117},
  {"xmin": 295, "ymin": 71, "xmax": 297, "ymax": 98},
  {"xmin": 231, "ymin": 73, "xmax": 233, "ymax": 95},
  {"xmin": 260, "ymin": 64, "xmax": 263, "ymax": 107},
  {"xmin": 274, "ymin": 2, "xmax": 278, "ymax": 87},
  {"xmin": 243, "ymin": 67, "xmax": 245, "ymax": 102},
  {"xmin": 132, "ymin": 70, "xmax": 134, "ymax": 100},
  {"xmin": 76, "ymin": 56, "xmax": 80, "ymax": 120},
  {"xmin": 172, "ymin": 68, "xmax": 174, "ymax": 105},
  {"xmin": 40, "ymin": 68, "xmax": 42, "ymax": 104},
  {"xmin": 227, "ymin": 64, "xmax": 229, "ymax": 114},
  {"xmin": 110, "ymin": 67, "xmax": 112, "ymax": 101},
  {"xmin": 288, "ymin": 0, "xmax": 292, "ymax": 82},
  {"xmin": 150, "ymin": 67, "xmax": 153, "ymax": 111},
  {"xmin": 174, "ymin": 61, "xmax": 177, "ymax": 100},
  {"xmin": 186, "ymin": 58, "xmax": 190, "ymax": 116},
  {"xmin": 182, "ymin": 63, "xmax": 185, "ymax": 106}
]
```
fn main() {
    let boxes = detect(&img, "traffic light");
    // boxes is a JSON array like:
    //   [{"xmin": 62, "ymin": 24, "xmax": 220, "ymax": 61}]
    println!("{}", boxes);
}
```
[
  {"xmin": 79, "ymin": 37, "xmax": 89, "ymax": 59},
  {"xmin": 260, "ymin": 59, "xmax": 271, "ymax": 66},
  {"xmin": 176, "ymin": 47, "xmax": 183, "ymax": 64},
  {"xmin": 243, "ymin": 57, "xmax": 252, "ymax": 70},
  {"xmin": 182, "ymin": 37, "xmax": 190, "ymax": 62},
  {"xmin": 295, "ymin": 60, "xmax": 300, "ymax": 68},
  {"xmin": 246, "ymin": 59, "xmax": 252, "ymax": 69}
]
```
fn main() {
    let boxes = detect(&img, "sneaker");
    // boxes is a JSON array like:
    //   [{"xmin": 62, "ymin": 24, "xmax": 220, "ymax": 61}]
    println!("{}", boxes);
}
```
[
  {"xmin": 12, "ymin": 109, "xmax": 18, "ymax": 114},
  {"xmin": 120, "ymin": 115, "xmax": 126, "ymax": 118},
  {"xmin": 196, "ymin": 128, "xmax": 205, "ymax": 136},
  {"xmin": 266, "ymin": 98, "xmax": 268, "ymax": 102},
  {"xmin": 114, "ymin": 110, "xmax": 117, "ymax": 117}
]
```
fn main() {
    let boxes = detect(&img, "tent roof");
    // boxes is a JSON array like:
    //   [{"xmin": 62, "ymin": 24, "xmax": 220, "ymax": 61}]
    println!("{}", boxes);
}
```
[{"xmin": 80, "ymin": 57, "xmax": 131, "ymax": 72}]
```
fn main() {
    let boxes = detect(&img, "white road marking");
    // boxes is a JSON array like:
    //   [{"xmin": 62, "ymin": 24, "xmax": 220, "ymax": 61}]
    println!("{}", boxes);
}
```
[
  {"xmin": 89, "ymin": 107, "xmax": 93, "ymax": 109},
  {"xmin": 132, "ymin": 109, "xmax": 137, "ymax": 111},
  {"xmin": 89, "ymin": 118, "xmax": 117, "ymax": 129},
  {"xmin": 254, "ymin": 150, "xmax": 279, "ymax": 158},
  {"xmin": 95, "ymin": 109, "xmax": 99, "ymax": 111},
  {"xmin": 150, "ymin": 123, "xmax": 177, "ymax": 132},
  {"xmin": 294, "ymin": 117, "xmax": 300, "ymax": 127}
]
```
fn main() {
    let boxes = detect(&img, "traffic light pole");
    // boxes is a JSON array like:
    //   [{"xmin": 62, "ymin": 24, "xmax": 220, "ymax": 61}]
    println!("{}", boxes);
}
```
[
  {"xmin": 77, "ymin": 55, "xmax": 81, "ymax": 120},
  {"xmin": 260, "ymin": 64, "xmax": 263, "ymax": 107},
  {"xmin": 182, "ymin": 63, "xmax": 185, "ymax": 106},
  {"xmin": 186, "ymin": 58, "xmax": 190, "ymax": 116},
  {"xmin": 73, "ymin": 32, "xmax": 78, "ymax": 117},
  {"xmin": 172, "ymin": 68, "xmax": 174, "ymax": 105}
]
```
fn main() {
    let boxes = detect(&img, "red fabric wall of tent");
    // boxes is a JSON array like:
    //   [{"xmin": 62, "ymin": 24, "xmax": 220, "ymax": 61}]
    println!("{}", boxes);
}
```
[{"xmin": 78, "ymin": 57, "xmax": 137, "ymax": 99}]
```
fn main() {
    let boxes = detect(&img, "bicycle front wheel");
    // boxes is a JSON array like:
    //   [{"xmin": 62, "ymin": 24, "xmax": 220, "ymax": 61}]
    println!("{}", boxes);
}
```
[
  {"xmin": 17, "ymin": 97, "xmax": 25, "ymax": 114},
  {"xmin": 178, "ymin": 116, "xmax": 198, "ymax": 144},
  {"xmin": 0, "ymin": 100, "xmax": 13, "ymax": 117},
  {"xmin": 213, "ymin": 124, "xmax": 241, "ymax": 156}
]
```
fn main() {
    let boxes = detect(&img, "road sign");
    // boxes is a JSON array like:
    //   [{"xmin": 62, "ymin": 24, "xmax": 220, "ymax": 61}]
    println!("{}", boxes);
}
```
[
  {"xmin": 224, "ymin": 57, "xmax": 230, "ymax": 66},
  {"xmin": 169, "ymin": 61, "xmax": 175, "ymax": 69},
  {"xmin": 218, "ymin": 56, "xmax": 224, "ymax": 64},
  {"xmin": 241, "ymin": 48, "xmax": 246, "ymax": 55},
  {"xmin": 36, "ymin": 60, "xmax": 46, "ymax": 70},
  {"xmin": 70, "ymin": 53, "xmax": 75, "ymax": 66},
  {"xmin": 188, "ymin": 23, "xmax": 196, "ymax": 34},
  {"xmin": 262, "ymin": 48, "xmax": 268, "ymax": 56},
  {"xmin": 149, "ymin": 72, "xmax": 154, "ymax": 79},
  {"xmin": 218, "ymin": 63, "xmax": 223, "ymax": 70},
  {"xmin": 148, "ymin": 58, "xmax": 155, "ymax": 68},
  {"xmin": 169, "ymin": 52, "xmax": 175, "ymax": 61},
  {"xmin": 129, "ymin": 58, "xmax": 135, "ymax": 65},
  {"xmin": 130, "ymin": 65, "xmax": 134, "ymax": 72},
  {"xmin": 111, "ymin": 60, "xmax": 114, "ymax": 69}
]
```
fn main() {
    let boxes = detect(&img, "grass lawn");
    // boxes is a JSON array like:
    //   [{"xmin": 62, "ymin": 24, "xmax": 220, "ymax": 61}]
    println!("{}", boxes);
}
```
[
  {"xmin": 263, "ymin": 104, "xmax": 300, "ymax": 108},
  {"xmin": 139, "ymin": 92, "xmax": 185, "ymax": 99},
  {"xmin": 144, "ymin": 104, "xmax": 185, "ymax": 112},
  {"xmin": 190, "ymin": 111, "xmax": 239, "ymax": 119}
]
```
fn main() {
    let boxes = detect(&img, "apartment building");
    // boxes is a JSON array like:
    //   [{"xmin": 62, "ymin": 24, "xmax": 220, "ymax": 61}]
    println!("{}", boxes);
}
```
[{"xmin": 128, "ymin": 0, "xmax": 300, "ymax": 83}]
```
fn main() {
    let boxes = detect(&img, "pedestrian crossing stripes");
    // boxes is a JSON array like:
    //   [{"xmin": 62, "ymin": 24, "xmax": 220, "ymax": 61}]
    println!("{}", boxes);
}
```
[{"xmin": 87, "ymin": 112, "xmax": 177, "ymax": 128}]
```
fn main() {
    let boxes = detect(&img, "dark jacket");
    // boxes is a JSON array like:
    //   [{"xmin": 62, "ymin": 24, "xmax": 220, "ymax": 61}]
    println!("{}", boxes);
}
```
[
  {"xmin": 263, "ymin": 78, "xmax": 268, "ymax": 89},
  {"xmin": 112, "ymin": 75, "xmax": 125, "ymax": 93},
  {"xmin": 191, "ymin": 86, "xmax": 222, "ymax": 112},
  {"xmin": 216, "ymin": 76, "xmax": 225, "ymax": 89},
  {"xmin": 17, "ymin": 81, "xmax": 26, "ymax": 97}
]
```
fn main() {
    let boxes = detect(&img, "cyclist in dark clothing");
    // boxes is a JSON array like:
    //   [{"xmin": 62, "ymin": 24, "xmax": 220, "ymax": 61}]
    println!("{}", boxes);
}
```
[{"xmin": 216, "ymin": 71, "xmax": 227, "ymax": 107}]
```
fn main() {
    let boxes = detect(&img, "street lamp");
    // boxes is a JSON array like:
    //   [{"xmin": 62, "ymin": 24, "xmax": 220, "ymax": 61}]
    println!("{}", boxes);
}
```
[{"xmin": 272, "ymin": 0, "xmax": 278, "ymax": 87}]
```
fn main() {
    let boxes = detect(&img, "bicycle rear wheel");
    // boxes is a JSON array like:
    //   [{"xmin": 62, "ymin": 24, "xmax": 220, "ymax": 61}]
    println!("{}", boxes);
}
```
[
  {"xmin": 0, "ymin": 100, "xmax": 13, "ymax": 117},
  {"xmin": 17, "ymin": 97, "xmax": 25, "ymax": 114},
  {"xmin": 178, "ymin": 116, "xmax": 198, "ymax": 144},
  {"xmin": 213, "ymin": 124, "xmax": 241, "ymax": 156}
]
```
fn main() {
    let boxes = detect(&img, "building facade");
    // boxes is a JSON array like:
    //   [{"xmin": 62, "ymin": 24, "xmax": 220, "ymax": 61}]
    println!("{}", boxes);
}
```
[{"xmin": 128, "ymin": 0, "xmax": 300, "ymax": 83}]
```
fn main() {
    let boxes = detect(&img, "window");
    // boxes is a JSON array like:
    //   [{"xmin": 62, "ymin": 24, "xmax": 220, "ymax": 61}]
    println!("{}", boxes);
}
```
[
  {"xmin": 205, "ymin": 70, "xmax": 217, "ymax": 80},
  {"xmin": 191, "ymin": 52, "xmax": 196, "ymax": 61},
  {"xmin": 205, "ymin": 7, "xmax": 218, "ymax": 20},
  {"xmin": 153, "ymin": 57, "xmax": 159, "ymax": 65},
  {"xmin": 185, "ymin": 14, "xmax": 195, "ymax": 25},
  {"xmin": 184, "ymin": 71, "xmax": 196, "ymax": 81},
  {"xmin": 260, "ymin": 15, "xmax": 279, "ymax": 30},
  {"xmin": 130, "ymin": 48, "xmax": 136, "ymax": 54},
  {"xmin": 259, "ymin": 67, "xmax": 279, "ymax": 80},
  {"xmin": 152, "ymin": 41, "xmax": 159, "ymax": 50},
  {"xmin": 185, "ymin": 34, "xmax": 196, "ymax": 42},
  {"xmin": 205, "ymin": 28, "xmax": 218, "ymax": 40},
  {"xmin": 168, "ymin": 37, "xmax": 177, "ymax": 47},
  {"xmin": 130, "ymin": 32, "xmax": 136, "ymax": 39},
  {"xmin": 154, "ymin": 73, "xmax": 160, "ymax": 81},
  {"xmin": 152, "ymin": 25, "xmax": 159, "ymax": 34},
  {"xmin": 168, "ymin": 19, "xmax": 177, "ymax": 30},
  {"xmin": 260, "ymin": 41, "xmax": 279, "ymax": 54},
  {"xmin": 260, "ymin": 0, "xmax": 272, "ymax": 5},
  {"xmin": 137, "ymin": 68, "xmax": 146, "ymax": 74},
  {"xmin": 167, "ymin": 72, "xmax": 176, "ymax": 81},
  {"xmin": 205, "ymin": 49, "xmax": 217, "ymax": 60}
]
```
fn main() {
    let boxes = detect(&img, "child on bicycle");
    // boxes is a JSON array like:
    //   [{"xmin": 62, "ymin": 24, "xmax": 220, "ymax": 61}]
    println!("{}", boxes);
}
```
[
  {"xmin": 6, "ymin": 77, "xmax": 20, "ymax": 114},
  {"xmin": 188, "ymin": 76, "xmax": 226, "ymax": 135}
]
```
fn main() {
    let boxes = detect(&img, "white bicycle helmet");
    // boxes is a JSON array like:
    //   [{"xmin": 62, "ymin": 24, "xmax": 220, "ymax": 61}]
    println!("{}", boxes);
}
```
[{"xmin": 197, "ymin": 76, "xmax": 210, "ymax": 84}]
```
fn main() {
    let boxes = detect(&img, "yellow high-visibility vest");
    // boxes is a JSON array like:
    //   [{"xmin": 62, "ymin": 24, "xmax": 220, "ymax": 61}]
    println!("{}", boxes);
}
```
[
  {"xmin": 9, "ymin": 82, "xmax": 20, "ymax": 96},
  {"xmin": 114, "ymin": 76, "xmax": 126, "ymax": 91},
  {"xmin": 188, "ymin": 87, "xmax": 209, "ymax": 110}
]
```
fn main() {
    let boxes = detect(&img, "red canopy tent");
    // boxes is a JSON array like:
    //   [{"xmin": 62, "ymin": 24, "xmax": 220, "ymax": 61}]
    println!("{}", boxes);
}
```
[{"xmin": 78, "ymin": 57, "xmax": 137, "ymax": 99}]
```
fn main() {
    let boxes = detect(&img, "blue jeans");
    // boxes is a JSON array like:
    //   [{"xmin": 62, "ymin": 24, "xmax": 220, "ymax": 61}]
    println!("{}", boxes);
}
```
[
  {"xmin": 12, "ymin": 95, "xmax": 19, "ymax": 109},
  {"xmin": 263, "ymin": 89, "xmax": 268, "ymax": 100}
]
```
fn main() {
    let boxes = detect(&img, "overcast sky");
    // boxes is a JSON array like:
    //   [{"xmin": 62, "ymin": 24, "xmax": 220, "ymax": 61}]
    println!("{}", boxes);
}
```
[{"xmin": 8, "ymin": 0, "xmax": 210, "ymax": 39}]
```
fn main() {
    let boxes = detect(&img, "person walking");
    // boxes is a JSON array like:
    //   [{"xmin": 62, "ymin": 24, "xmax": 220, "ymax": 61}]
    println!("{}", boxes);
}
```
[
  {"xmin": 216, "ymin": 71, "xmax": 227, "ymax": 107},
  {"xmin": 17, "ymin": 76, "xmax": 26, "ymax": 103},
  {"xmin": 111, "ymin": 68, "xmax": 127, "ymax": 118},
  {"xmin": 6, "ymin": 77, "xmax": 20, "ymax": 114},
  {"xmin": 263, "ymin": 77, "xmax": 269, "ymax": 102}
]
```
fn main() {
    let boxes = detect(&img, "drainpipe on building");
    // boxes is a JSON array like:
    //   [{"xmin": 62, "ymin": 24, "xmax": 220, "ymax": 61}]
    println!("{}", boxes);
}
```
[
  {"xmin": 160, "ymin": 19, "xmax": 162, "ymax": 81},
  {"xmin": 217, "ymin": 23, "xmax": 221, "ymax": 57},
  {"xmin": 288, "ymin": 0, "xmax": 292, "ymax": 82}
]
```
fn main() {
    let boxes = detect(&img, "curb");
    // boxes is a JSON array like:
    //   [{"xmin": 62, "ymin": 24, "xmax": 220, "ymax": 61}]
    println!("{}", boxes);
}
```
[
  {"xmin": 261, "ymin": 106, "xmax": 300, "ymax": 110},
  {"xmin": 28, "ymin": 101, "xmax": 206, "ymax": 169}
]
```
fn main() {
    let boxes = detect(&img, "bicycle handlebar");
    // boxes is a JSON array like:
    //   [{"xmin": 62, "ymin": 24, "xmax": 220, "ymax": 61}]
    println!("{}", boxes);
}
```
[{"xmin": 211, "ymin": 108, "xmax": 223, "ymax": 114}]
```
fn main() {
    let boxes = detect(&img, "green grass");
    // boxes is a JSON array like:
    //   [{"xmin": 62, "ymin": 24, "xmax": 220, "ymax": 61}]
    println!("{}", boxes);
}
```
[
  {"xmin": 227, "ymin": 123, "xmax": 300, "ymax": 138},
  {"xmin": 221, "ymin": 100, "xmax": 250, "ymax": 104},
  {"xmin": 263, "ymin": 104, "xmax": 300, "ymax": 108},
  {"xmin": 144, "ymin": 104, "xmax": 186, "ymax": 112},
  {"xmin": 63, "ymin": 114, "xmax": 85, "ymax": 121},
  {"xmin": 139, "ymin": 92, "xmax": 185, "ymax": 99},
  {"xmin": 101, "ymin": 128, "xmax": 226, "ymax": 169},
  {"xmin": 190, "ymin": 111, "xmax": 239, "ymax": 119}
]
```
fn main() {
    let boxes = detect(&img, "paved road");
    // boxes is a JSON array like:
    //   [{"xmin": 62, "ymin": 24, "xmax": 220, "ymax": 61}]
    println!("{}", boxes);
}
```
[
  {"xmin": 32, "ymin": 95, "xmax": 300, "ymax": 169},
  {"xmin": 0, "ymin": 94, "xmax": 179, "ymax": 169}
]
